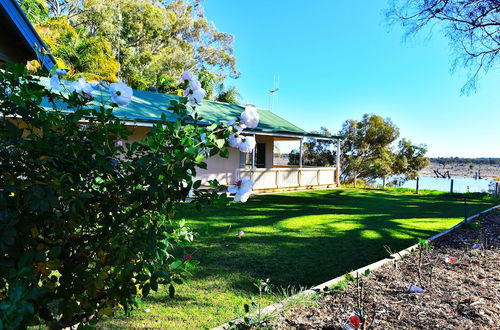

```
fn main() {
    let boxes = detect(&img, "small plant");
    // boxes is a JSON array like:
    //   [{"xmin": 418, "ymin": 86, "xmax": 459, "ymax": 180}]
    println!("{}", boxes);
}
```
[
  {"xmin": 254, "ymin": 278, "xmax": 272, "ymax": 323},
  {"xmin": 229, "ymin": 279, "xmax": 273, "ymax": 330},
  {"xmin": 344, "ymin": 269, "xmax": 371, "ymax": 325},
  {"xmin": 416, "ymin": 238, "xmax": 431, "ymax": 287}
]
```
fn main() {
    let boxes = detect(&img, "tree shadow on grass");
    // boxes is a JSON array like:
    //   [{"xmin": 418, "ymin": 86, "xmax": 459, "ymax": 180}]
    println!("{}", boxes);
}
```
[{"xmin": 167, "ymin": 189, "xmax": 494, "ymax": 297}]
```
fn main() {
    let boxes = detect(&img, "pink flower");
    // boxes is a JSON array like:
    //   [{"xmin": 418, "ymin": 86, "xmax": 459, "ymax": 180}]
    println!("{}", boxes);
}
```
[
  {"xmin": 116, "ymin": 140, "xmax": 124, "ymax": 147},
  {"xmin": 184, "ymin": 254, "xmax": 192, "ymax": 260},
  {"xmin": 228, "ymin": 179, "xmax": 253, "ymax": 203},
  {"xmin": 237, "ymin": 231, "xmax": 245, "ymax": 237}
]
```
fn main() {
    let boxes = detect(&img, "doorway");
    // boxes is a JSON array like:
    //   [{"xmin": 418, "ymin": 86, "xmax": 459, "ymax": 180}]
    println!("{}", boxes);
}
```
[{"xmin": 256, "ymin": 143, "xmax": 266, "ymax": 168}]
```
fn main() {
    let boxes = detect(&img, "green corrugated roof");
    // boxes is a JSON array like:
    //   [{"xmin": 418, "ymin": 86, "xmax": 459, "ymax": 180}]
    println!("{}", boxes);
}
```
[{"xmin": 37, "ymin": 77, "xmax": 309, "ymax": 136}]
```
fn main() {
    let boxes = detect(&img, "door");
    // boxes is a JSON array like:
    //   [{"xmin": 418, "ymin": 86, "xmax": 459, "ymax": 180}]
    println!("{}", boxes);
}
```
[{"xmin": 256, "ymin": 143, "xmax": 266, "ymax": 168}]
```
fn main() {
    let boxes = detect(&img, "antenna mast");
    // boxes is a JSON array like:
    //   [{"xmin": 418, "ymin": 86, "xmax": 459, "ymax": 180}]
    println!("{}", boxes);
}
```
[{"xmin": 268, "ymin": 75, "xmax": 280, "ymax": 111}]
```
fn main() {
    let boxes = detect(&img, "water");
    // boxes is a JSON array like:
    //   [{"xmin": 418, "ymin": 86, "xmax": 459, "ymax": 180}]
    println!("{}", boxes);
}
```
[{"xmin": 378, "ymin": 176, "xmax": 494, "ymax": 193}]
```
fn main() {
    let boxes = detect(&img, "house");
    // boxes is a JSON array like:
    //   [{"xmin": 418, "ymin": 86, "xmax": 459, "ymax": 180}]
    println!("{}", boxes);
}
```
[
  {"xmin": 0, "ymin": 0, "xmax": 56, "ymax": 70},
  {"xmin": 1, "ymin": 0, "xmax": 342, "ymax": 193},
  {"xmin": 33, "ymin": 77, "xmax": 342, "ymax": 192}
]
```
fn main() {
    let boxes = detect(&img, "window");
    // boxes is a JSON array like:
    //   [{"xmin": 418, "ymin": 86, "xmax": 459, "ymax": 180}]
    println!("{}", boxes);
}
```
[{"xmin": 239, "ymin": 142, "xmax": 266, "ymax": 168}]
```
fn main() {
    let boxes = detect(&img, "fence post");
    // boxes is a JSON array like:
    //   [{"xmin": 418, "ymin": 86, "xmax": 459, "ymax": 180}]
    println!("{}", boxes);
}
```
[
  {"xmin": 464, "ymin": 197, "xmax": 467, "ymax": 221},
  {"xmin": 416, "ymin": 177, "xmax": 419, "ymax": 194},
  {"xmin": 450, "ymin": 179, "xmax": 454, "ymax": 194}
]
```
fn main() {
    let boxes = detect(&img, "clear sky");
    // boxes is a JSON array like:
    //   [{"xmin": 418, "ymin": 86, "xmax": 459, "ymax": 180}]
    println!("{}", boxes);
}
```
[{"xmin": 203, "ymin": 0, "xmax": 500, "ymax": 158}]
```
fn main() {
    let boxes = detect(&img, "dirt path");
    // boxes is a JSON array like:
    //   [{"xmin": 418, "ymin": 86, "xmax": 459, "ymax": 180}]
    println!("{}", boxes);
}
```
[{"xmin": 272, "ymin": 210, "xmax": 500, "ymax": 329}]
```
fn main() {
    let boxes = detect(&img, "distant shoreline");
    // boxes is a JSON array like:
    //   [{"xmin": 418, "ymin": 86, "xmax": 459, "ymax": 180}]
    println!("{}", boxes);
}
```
[{"xmin": 420, "ymin": 160, "xmax": 500, "ymax": 179}]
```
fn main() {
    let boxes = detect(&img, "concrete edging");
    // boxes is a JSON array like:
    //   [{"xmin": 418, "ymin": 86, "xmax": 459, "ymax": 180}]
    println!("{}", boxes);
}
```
[{"xmin": 213, "ymin": 204, "xmax": 500, "ymax": 330}]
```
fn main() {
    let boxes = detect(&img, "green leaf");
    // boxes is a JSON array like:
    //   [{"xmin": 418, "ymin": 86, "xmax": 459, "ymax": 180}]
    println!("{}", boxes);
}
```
[
  {"xmin": 169, "ymin": 260, "xmax": 182, "ymax": 270},
  {"xmin": 185, "ymin": 146, "xmax": 199, "ymax": 155}
]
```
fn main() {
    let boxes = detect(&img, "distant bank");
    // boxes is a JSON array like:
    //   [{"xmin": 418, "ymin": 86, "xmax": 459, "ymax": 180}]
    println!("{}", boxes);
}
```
[{"xmin": 420, "ymin": 158, "xmax": 500, "ymax": 179}]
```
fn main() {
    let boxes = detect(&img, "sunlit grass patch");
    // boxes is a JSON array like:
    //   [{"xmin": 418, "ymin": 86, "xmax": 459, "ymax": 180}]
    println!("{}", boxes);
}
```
[{"xmin": 100, "ymin": 188, "xmax": 495, "ymax": 329}]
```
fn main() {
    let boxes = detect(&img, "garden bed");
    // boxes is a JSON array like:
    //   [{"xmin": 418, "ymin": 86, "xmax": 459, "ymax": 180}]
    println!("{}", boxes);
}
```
[{"xmin": 272, "ymin": 209, "xmax": 500, "ymax": 329}]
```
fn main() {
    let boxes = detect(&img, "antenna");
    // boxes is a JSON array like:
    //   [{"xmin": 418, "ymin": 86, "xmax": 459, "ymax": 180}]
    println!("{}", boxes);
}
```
[{"xmin": 268, "ymin": 75, "xmax": 280, "ymax": 111}]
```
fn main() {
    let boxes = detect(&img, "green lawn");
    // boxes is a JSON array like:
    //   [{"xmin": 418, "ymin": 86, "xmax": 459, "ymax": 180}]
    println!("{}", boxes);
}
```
[{"xmin": 100, "ymin": 188, "xmax": 495, "ymax": 329}]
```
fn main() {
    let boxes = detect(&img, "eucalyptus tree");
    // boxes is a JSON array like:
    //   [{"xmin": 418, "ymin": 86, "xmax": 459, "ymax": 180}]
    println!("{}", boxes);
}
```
[{"xmin": 387, "ymin": 0, "xmax": 500, "ymax": 93}]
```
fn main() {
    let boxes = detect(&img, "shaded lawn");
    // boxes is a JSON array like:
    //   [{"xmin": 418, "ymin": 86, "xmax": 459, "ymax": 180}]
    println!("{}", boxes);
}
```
[{"xmin": 101, "ymin": 188, "xmax": 495, "ymax": 329}]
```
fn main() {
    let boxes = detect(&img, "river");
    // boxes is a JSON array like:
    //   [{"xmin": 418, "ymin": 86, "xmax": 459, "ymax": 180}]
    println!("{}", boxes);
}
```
[{"xmin": 379, "ymin": 176, "xmax": 495, "ymax": 193}]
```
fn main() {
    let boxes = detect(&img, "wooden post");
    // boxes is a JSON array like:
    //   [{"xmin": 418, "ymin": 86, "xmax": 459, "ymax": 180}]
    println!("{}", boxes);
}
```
[
  {"xmin": 464, "ymin": 197, "xmax": 467, "ymax": 221},
  {"xmin": 450, "ymin": 179, "xmax": 454, "ymax": 194},
  {"xmin": 299, "ymin": 138, "xmax": 304, "ymax": 169},
  {"xmin": 336, "ymin": 137, "xmax": 341, "ymax": 186},
  {"xmin": 251, "ymin": 134, "xmax": 256, "ymax": 182},
  {"xmin": 416, "ymin": 177, "xmax": 420, "ymax": 194},
  {"xmin": 251, "ymin": 134, "xmax": 256, "ymax": 170}
]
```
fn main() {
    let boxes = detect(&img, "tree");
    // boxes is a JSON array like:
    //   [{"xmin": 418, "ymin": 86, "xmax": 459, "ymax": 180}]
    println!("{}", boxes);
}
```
[
  {"xmin": 35, "ymin": 17, "xmax": 119, "ymax": 82},
  {"xmin": 215, "ymin": 84, "xmax": 240, "ymax": 104},
  {"xmin": 18, "ymin": 0, "xmax": 49, "ymax": 24},
  {"xmin": 0, "ymin": 63, "xmax": 254, "ymax": 328},
  {"xmin": 339, "ymin": 114, "xmax": 400, "ymax": 185},
  {"xmin": 392, "ymin": 138, "xmax": 430, "ymax": 179},
  {"xmin": 338, "ymin": 114, "xmax": 429, "ymax": 185},
  {"xmin": 387, "ymin": 0, "xmax": 500, "ymax": 93},
  {"xmin": 45, "ymin": 0, "xmax": 81, "ymax": 18},
  {"xmin": 59, "ymin": 0, "xmax": 239, "ymax": 89},
  {"xmin": 288, "ymin": 127, "xmax": 336, "ymax": 167}
]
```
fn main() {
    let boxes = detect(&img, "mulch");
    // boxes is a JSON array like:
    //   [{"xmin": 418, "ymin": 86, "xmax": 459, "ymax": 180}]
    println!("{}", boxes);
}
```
[{"xmin": 271, "ymin": 209, "xmax": 500, "ymax": 329}]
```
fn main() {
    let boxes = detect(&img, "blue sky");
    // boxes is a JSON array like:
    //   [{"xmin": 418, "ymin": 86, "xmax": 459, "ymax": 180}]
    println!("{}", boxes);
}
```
[{"xmin": 203, "ymin": 0, "xmax": 500, "ymax": 158}]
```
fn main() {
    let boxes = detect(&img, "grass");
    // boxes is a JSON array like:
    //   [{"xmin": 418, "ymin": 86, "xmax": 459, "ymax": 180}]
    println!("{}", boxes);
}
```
[{"xmin": 100, "ymin": 188, "xmax": 496, "ymax": 329}]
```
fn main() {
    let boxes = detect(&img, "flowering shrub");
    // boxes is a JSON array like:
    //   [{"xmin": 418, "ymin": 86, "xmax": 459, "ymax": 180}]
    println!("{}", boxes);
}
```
[{"xmin": 0, "ymin": 64, "xmax": 257, "ymax": 328}]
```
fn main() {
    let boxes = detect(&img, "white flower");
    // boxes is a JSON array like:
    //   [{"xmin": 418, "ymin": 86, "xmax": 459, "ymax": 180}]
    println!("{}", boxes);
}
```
[
  {"xmin": 181, "ymin": 74, "xmax": 205, "ymax": 106},
  {"xmin": 236, "ymin": 123, "xmax": 246, "ymax": 134},
  {"xmin": 228, "ymin": 179, "xmax": 253, "ymax": 203},
  {"xmin": 180, "ymin": 230, "xmax": 194, "ymax": 242},
  {"xmin": 189, "ymin": 79, "xmax": 202, "ymax": 90},
  {"xmin": 238, "ymin": 136, "xmax": 256, "ymax": 153},
  {"xmin": 240, "ymin": 105, "xmax": 260, "ymax": 128},
  {"xmin": 228, "ymin": 134, "xmax": 242, "ymax": 148},
  {"xmin": 189, "ymin": 87, "xmax": 206, "ymax": 106},
  {"xmin": 55, "ymin": 69, "xmax": 67, "ymax": 76},
  {"xmin": 69, "ymin": 78, "xmax": 93, "ymax": 97},
  {"xmin": 109, "ymin": 82, "xmax": 133, "ymax": 107},
  {"xmin": 94, "ymin": 81, "xmax": 109, "ymax": 91},
  {"xmin": 50, "ymin": 75, "xmax": 61, "ymax": 91}
]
